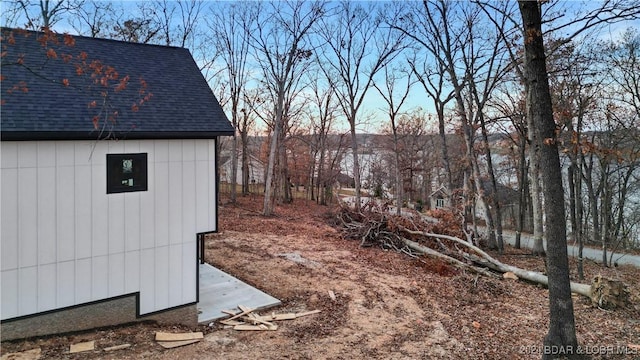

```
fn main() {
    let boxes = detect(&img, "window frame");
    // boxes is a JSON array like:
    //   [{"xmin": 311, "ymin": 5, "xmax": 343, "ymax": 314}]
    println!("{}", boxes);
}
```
[{"xmin": 106, "ymin": 153, "xmax": 148, "ymax": 194}]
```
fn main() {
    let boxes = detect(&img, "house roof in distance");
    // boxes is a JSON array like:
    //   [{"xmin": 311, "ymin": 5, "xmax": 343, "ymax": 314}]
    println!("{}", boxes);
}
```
[{"xmin": 1, "ymin": 28, "xmax": 234, "ymax": 141}]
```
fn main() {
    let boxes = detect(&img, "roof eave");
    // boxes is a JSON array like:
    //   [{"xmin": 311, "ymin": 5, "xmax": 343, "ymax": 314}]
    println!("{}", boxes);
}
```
[{"xmin": 1, "ymin": 130, "xmax": 235, "ymax": 141}]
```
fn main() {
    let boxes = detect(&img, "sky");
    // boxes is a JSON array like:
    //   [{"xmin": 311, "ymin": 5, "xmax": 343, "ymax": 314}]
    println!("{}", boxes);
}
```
[{"xmin": 2, "ymin": 0, "xmax": 638, "ymax": 135}]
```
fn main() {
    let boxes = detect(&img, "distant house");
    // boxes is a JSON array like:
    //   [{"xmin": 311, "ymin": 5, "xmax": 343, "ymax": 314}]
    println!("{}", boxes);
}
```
[
  {"xmin": 429, "ymin": 185, "xmax": 451, "ymax": 210},
  {"xmin": 220, "ymin": 151, "xmax": 266, "ymax": 185},
  {"xmin": 0, "ymin": 28, "xmax": 234, "ymax": 340}
]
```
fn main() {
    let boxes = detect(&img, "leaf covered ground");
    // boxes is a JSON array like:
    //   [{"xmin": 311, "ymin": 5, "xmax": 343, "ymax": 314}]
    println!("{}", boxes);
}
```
[{"xmin": 2, "ymin": 196, "xmax": 639, "ymax": 359}]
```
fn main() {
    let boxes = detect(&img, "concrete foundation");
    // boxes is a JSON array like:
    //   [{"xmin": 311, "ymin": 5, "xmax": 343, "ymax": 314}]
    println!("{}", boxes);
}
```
[{"xmin": 0, "ymin": 294, "xmax": 197, "ymax": 341}]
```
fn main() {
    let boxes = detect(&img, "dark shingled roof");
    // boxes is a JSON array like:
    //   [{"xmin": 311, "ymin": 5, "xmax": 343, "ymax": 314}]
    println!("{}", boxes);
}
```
[{"xmin": 1, "ymin": 28, "xmax": 234, "ymax": 140}]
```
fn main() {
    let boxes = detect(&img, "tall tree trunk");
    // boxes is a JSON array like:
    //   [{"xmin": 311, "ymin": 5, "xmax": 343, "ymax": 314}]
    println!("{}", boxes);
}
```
[
  {"xmin": 350, "ymin": 118, "xmax": 362, "ymax": 211},
  {"xmin": 241, "ymin": 127, "xmax": 249, "ymax": 195},
  {"xmin": 515, "ymin": 135, "xmax": 528, "ymax": 249},
  {"xmin": 230, "ymin": 128, "xmax": 238, "ymax": 203},
  {"xmin": 394, "ymin": 131, "xmax": 402, "ymax": 216},
  {"xmin": 479, "ymin": 113, "xmax": 504, "ymax": 252},
  {"xmin": 528, "ymin": 110, "xmax": 546, "ymax": 257},
  {"xmin": 568, "ymin": 157, "xmax": 582, "ymax": 279},
  {"xmin": 263, "ymin": 99, "xmax": 283, "ymax": 216},
  {"xmin": 519, "ymin": 2, "xmax": 579, "ymax": 358}
]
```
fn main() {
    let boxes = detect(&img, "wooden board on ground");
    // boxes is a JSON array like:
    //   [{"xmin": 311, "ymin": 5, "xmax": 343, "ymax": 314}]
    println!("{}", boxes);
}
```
[
  {"xmin": 295, "ymin": 310, "xmax": 321, "ymax": 318},
  {"xmin": 69, "ymin": 341, "xmax": 95, "ymax": 353},
  {"xmin": 103, "ymin": 344, "xmax": 131, "ymax": 352},
  {"xmin": 234, "ymin": 324, "xmax": 278, "ymax": 331},
  {"xmin": 155, "ymin": 332, "xmax": 203, "ymax": 342},
  {"xmin": 157, "ymin": 339, "xmax": 201, "ymax": 349},
  {"xmin": 258, "ymin": 313, "xmax": 297, "ymax": 321}
]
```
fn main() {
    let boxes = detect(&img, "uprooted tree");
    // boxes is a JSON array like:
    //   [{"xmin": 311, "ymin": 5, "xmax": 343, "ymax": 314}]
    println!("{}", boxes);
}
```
[{"xmin": 334, "ymin": 203, "xmax": 630, "ymax": 311}]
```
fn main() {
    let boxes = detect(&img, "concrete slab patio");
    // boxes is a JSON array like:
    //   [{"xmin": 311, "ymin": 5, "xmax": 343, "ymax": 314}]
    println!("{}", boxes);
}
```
[{"xmin": 197, "ymin": 263, "xmax": 281, "ymax": 324}]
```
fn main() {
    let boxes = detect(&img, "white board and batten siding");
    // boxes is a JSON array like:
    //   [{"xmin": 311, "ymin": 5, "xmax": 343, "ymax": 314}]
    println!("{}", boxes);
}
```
[{"xmin": 1, "ymin": 139, "xmax": 217, "ymax": 320}]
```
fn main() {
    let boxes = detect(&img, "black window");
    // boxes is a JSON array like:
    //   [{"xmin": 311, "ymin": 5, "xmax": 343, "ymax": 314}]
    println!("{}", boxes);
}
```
[{"xmin": 107, "ymin": 153, "xmax": 148, "ymax": 194}]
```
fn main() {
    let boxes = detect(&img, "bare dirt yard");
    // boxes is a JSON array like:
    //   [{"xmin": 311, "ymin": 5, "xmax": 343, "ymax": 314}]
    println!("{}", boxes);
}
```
[{"xmin": 2, "ymin": 196, "xmax": 639, "ymax": 359}]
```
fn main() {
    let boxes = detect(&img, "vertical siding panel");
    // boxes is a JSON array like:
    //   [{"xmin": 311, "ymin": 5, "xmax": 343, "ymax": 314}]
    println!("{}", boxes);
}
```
[
  {"xmin": 125, "ymin": 194, "xmax": 141, "ymax": 252},
  {"xmin": 37, "ymin": 166, "xmax": 56, "ymax": 265},
  {"xmin": 168, "ymin": 244, "xmax": 182, "ymax": 306},
  {"xmin": 56, "ymin": 166, "xmax": 75, "ymax": 262},
  {"xmin": 1, "ymin": 270, "xmax": 18, "ymax": 319},
  {"xmin": 18, "ymin": 168, "xmax": 37, "ymax": 268},
  {"xmin": 108, "ymin": 194, "xmax": 125, "ymax": 254},
  {"xmin": 182, "ymin": 140, "xmax": 195, "ymax": 161},
  {"xmin": 140, "ymin": 140, "xmax": 155, "ymax": 250},
  {"xmin": 55, "ymin": 142, "xmax": 75, "ymax": 166},
  {"xmin": 75, "ymin": 165, "xmax": 92, "ymax": 259},
  {"xmin": 139, "ymin": 248, "xmax": 155, "ymax": 314},
  {"xmin": 209, "ymin": 139, "xmax": 217, "ymax": 231},
  {"xmin": 92, "ymin": 163, "xmax": 108, "ymax": 257},
  {"xmin": 18, "ymin": 266, "xmax": 37, "ymax": 316},
  {"xmin": 155, "ymin": 162, "xmax": 169, "ymax": 247},
  {"xmin": 169, "ymin": 161, "xmax": 183, "ymax": 244},
  {"xmin": 1, "ymin": 168, "xmax": 18, "ymax": 271},
  {"xmin": 182, "ymin": 161, "xmax": 196, "ymax": 239},
  {"xmin": 108, "ymin": 253, "xmax": 125, "ymax": 296},
  {"xmin": 17, "ymin": 142, "xmax": 37, "ymax": 168},
  {"xmin": 154, "ymin": 246, "xmax": 169, "ymax": 311},
  {"xmin": 195, "ymin": 161, "xmax": 209, "ymax": 232},
  {"xmin": 57, "ymin": 260, "xmax": 75, "ymax": 307},
  {"xmin": 2, "ymin": 142, "xmax": 18, "ymax": 167},
  {"xmin": 140, "ymin": 185, "xmax": 155, "ymax": 249},
  {"xmin": 75, "ymin": 258, "xmax": 92, "ymax": 304},
  {"xmin": 182, "ymin": 242, "xmax": 197, "ymax": 304},
  {"xmin": 124, "ymin": 250, "xmax": 140, "ymax": 293},
  {"xmin": 38, "ymin": 263, "xmax": 56, "ymax": 311},
  {"xmin": 92, "ymin": 255, "xmax": 108, "ymax": 300}
]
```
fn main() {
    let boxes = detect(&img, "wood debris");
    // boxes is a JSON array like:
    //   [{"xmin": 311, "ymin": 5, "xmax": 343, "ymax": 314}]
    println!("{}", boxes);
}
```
[
  {"xmin": 69, "ymin": 341, "xmax": 95, "ymax": 354},
  {"xmin": 0, "ymin": 348, "xmax": 41, "ymax": 360},
  {"xmin": 220, "ymin": 305, "xmax": 321, "ymax": 331},
  {"xmin": 155, "ymin": 332, "xmax": 203, "ymax": 349},
  {"xmin": 103, "ymin": 344, "xmax": 131, "ymax": 352}
]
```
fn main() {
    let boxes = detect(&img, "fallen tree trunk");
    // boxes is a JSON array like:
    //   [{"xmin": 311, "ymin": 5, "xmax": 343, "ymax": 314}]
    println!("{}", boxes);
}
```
[
  {"xmin": 399, "ymin": 232, "xmax": 591, "ymax": 298},
  {"xmin": 399, "ymin": 227, "xmax": 630, "ymax": 308},
  {"xmin": 333, "ymin": 205, "xmax": 629, "ymax": 309}
]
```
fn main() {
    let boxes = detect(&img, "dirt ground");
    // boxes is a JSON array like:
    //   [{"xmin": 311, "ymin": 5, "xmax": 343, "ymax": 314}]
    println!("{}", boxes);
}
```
[{"xmin": 2, "ymin": 196, "xmax": 640, "ymax": 359}]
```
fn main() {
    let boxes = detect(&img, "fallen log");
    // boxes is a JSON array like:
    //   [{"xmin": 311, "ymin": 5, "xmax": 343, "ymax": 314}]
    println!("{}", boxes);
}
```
[
  {"xmin": 399, "ymin": 227, "xmax": 629, "ymax": 309},
  {"xmin": 334, "ymin": 206, "xmax": 629, "ymax": 309}
]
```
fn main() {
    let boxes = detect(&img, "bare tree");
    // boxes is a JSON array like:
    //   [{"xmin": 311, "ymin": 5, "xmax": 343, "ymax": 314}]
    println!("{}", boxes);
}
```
[
  {"xmin": 14, "ymin": 0, "xmax": 77, "ymax": 30},
  {"xmin": 518, "ymin": 1, "xmax": 578, "ymax": 356},
  {"xmin": 68, "ymin": 0, "xmax": 116, "ymax": 37},
  {"xmin": 205, "ymin": 2, "xmax": 252, "ymax": 203},
  {"xmin": 249, "ymin": 0, "xmax": 326, "ymax": 216},
  {"xmin": 317, "ymin": 1, "xmax": 406, "ymax": 210},
  {"xmin": 373, "ymin": 65, "xmax": 414, "ymax": 215},
  {"xmin": 154, "ymin": 0, "xmax": 202, "ymax": 47}
]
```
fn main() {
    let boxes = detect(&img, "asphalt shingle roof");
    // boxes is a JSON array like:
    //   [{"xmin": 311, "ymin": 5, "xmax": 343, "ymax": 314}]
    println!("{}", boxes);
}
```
[{"xmin": 1, "ymin": 28, "xmax": 234, "ymax": 140}]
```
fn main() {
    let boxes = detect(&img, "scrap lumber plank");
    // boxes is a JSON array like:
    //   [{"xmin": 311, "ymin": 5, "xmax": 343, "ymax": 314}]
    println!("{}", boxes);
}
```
[
  {"xmin": 155, "ymin": 332, "xmax": 204, "ymax": 342},
  {"xmin": 223, "ymin": 306, "xmax": 256, "ymax": 322},
  {"xmin": 158, "ymin": 339, "xmax": 201, "ymax": 349},
  {"xmin": 328, "ymin": 290, "xmax": 336, "ymax": 301},
  {"xmin": 234, "ymin": 324, "xmax": 278, "ymax": 331},
  {"xmin": 103, "ymin": 344, "xmax": 131, "ymax": 352},
  {"xmin": 219, "ymin": 319, "xmax": 245, "ymax": 326},
  {"xmin": 258, "ymin": 313, "xmax": 297, "ymax": 321},
  {"xmin": 295, "ymin": 310, "xmax": 321, "ymax": 318},
  {"xmin": 69, "ymin": 341, "xmax": 95, "ymax": 353}
]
